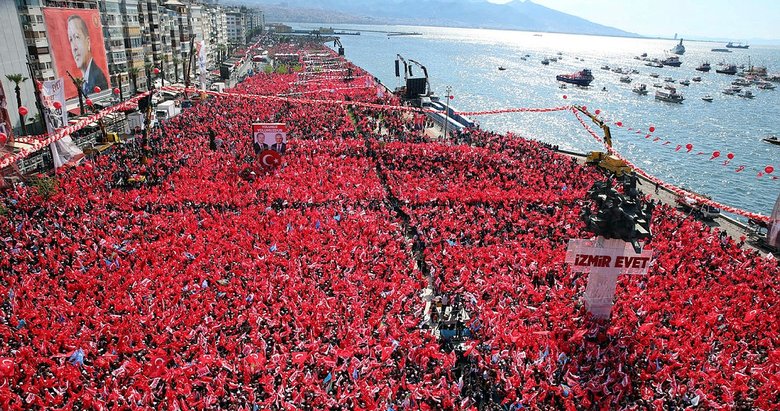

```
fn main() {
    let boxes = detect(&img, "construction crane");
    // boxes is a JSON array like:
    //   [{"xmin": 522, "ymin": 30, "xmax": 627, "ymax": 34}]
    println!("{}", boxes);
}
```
[
  {"xmin": 394, "ymin": 54, "xmax": 430, "ymax": 101},
  {"xmin": 573, "ymin": 105, "xmax": 631, "ymax": 176}
]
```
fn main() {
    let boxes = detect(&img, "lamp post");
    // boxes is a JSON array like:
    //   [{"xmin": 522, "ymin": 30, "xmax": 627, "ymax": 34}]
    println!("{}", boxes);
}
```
[{"xmin": 443, "ymin": 85, "xmax": 452, "ymax": 139}]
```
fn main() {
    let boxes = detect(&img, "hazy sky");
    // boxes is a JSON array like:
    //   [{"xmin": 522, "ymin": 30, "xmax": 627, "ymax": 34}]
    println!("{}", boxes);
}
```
[{"xmin": 487, "ymin": 0, "xmax": 778, "ymax": 40}]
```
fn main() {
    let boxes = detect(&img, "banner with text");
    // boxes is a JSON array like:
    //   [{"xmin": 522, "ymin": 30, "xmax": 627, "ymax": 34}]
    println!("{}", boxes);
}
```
[
  {"xmin": 251, "ymin": 123, "xmax": 288, "ymax": 154},
  {"xmin": 42, "ymin": 78, "xmax": 83, "ymax": 168}
]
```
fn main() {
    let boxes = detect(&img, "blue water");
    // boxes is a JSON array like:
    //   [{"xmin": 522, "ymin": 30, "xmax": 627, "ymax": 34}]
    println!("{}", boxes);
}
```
[{"xmin": 298, "ymin": 23, "xmax": 780, "ymax": 216}]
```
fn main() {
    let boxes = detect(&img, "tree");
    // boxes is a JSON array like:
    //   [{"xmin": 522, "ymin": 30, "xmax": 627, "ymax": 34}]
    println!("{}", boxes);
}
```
[
  {"xmin": 128, "ymin": 67, "xmax": 141, "ymax": 94},
  {"xmin": 70, "ymin": 76, "xmax": 86, "ymax": 115},
  {"xmin": 5, "ymin": 74, "xmax": 28, "ymax": 135},
  {"xmin": 172, "ymin": 56, "xmax": 181, "ymax": 83}
]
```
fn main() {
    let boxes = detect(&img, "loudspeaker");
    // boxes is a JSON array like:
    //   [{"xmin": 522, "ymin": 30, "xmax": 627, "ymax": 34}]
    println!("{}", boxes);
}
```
[
  {"xmin": 395, "ymin": 60, "xmax": 400, "ymax": 77},
  {"xmin": 338, "ymin": 47, "xmax": 344, "ymax": 56}
]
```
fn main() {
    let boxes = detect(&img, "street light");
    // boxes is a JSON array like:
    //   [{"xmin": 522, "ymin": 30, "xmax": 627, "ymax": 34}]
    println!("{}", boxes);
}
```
[{"xmin": 443, "ymin": 85, "xmax": 452, "ymax": 139}]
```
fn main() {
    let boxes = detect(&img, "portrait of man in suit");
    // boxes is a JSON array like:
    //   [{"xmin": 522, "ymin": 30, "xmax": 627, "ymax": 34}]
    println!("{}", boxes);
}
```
[
  {"xmin": 68, "ymin": 15, "xmax": 108, "ymax": 96},
  {"xmin": 270, "ymin": 133, "xmax": 286, "ymax": 154}
]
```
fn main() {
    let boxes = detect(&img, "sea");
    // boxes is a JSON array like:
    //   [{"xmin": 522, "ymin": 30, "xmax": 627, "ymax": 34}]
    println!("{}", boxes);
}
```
[{"xmin": 294, "ymin": 23, "xmax": 780, "ymax": 218}]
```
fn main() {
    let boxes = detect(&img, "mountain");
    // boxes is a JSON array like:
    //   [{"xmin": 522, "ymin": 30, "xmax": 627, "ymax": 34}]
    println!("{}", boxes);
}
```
[{"xmin": 244, "ymin": 0, "xmax": 639, "ymax": 37}]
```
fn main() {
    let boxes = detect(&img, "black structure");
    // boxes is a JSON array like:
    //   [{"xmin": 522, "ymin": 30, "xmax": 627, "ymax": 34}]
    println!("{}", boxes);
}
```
[{"xmin": 580, "ymin": 173, "xmax": 654, "ymax": 253}]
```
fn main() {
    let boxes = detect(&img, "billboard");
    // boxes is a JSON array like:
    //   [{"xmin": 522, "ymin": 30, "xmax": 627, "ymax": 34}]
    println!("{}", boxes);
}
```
[
  {"xmin": 251, "ymin": 123, "xmax": 287, "ymax": 154},
  {"xmin": 41, "ymin": 78, "xmax": 83, "ymax": 168},
  {"xmin": 43, "ymin": 7, "xmax": 110, "ymax": 101},
  {"xmin": 770, "ymin": 192, "xmax": 780, "ymax": 249}
]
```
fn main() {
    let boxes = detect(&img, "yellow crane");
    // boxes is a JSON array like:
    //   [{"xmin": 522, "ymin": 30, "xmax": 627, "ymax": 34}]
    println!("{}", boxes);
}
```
[{"xmin": 573, "ymin": 105, "xmax": 632, "ymax": 176}]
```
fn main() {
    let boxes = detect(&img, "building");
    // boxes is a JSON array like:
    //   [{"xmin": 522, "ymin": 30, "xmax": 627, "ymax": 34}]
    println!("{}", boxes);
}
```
[
  {"xmin": 245, "ymin": 7, "xmax": 263, "ymax": 37},
  {"xmin": 1, "ymin": 0, "xmax": 39, "ymax": 133},
  {"xmin": 225, "ymin": 7, "xmax": 245, "ymax": 47},
  {"xmin": 120, "ymin": 0, "xmax": 146, "ymax": 94}
]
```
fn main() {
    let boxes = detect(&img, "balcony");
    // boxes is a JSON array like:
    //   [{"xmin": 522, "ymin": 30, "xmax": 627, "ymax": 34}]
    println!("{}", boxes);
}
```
[{"xmin": 25, "ymin": 38, "xmax": 49, "ymax": 48}]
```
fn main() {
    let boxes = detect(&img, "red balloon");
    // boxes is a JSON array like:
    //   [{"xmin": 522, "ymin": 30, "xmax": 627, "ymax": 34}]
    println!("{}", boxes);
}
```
[
  {"xmin": 18, "ymin": 106, "xmax": 28, "ymax": 116},
  {"xmin": 649, "ymin": 126, "xmax": 656, "ymax": 133},
  {"xmin": 448, "ymin": 95, "xmax": 454, "ymax": 100},
  {"xmin": 93, "ymin": 86, "xmax": 101, "ymax": 93},
  {"xmin": 113, "ymin": 87, "xmax": 120, "ymax": 95},
  {"xmin": 562, "ymin": 95, "xmax": 567, "ymax": 99},
  {"xmin": 766, "ymin": 166, "xmax": 775, "ymax": 174},
  {"xmin": 711, "ymin": 151, "xmax": 720, "ymax": 159},
  {"xmin": 581, "ymin": 106, "xmax": 587, "ymax": 111},
  {"xmin": 86, "ymin": 98, "xmax": 93, "ymax": 107},
  {"xmin": 0, "ymin": 133, "xmax": 7, "ymax": 145},
  {"xmin": 594, "ymin": 109, "xmax": 601, "ymax": 115},
  {"xmin": 685, "ymin": 143, "xmax": 693, "ymax": 151},
  {"xmin": 616, "ymin": 121, "xmax": 623, "ymax": 127},
  {"xmin": 727, "ymin": 153, "xmax": 734, "ymax": 160},
  {"xmin": 53, "ymin": 101, "xmax": 62, "ymax": 110},
  {"xmin": 153, "ymin": 67, "xmax": 161, "ymax": 75}
]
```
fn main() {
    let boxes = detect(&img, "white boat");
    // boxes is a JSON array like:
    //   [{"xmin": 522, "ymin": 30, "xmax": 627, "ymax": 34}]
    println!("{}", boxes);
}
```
[
  {"xmin": 732, "ymin": 78, "xmax": 751, "ymax": 87},
  {"xmin": 671, "ymin": 39, "xmax": 686, "ymax": 55},
  {"xmin": 541, "ymin": 58, "xmax": 550, "ymax": 65},
  {"xmin": 692, "ymin": 76, "xmax": 702, "ymax": 82},
  {"xmin": 655, "ymin": 85, "xmax": 684, "ymax": 103},
  {"xmin": 632, "ymin": 83, "xmax": 649, "ymax": 95},
  {"xmin": 738, "ymin": 90, "xmax": 754, "ymax": 98},
  {"xmin": 620, "ymin": 75, "xmax": 632, "ymax": 83},
  {"xmin": 702, "ymin": 95, "xmax": 714, "ymax": 102},
  {"xmin": 649, "ymin": 73, "xmax": 660, "ymax": 78},
  {"xmin": 653, "ymin": 83, "xmax": 663, "ymax": 88},
  {"xmin": 664, "ymin": 77, "xmax": 675, "ymax": 83},
  {"xmin": 722, "ymin": 87, "xmax": 737, "ymax": 95},
  {"xmin": 758, "ymin": 82, "xmax": 776, "ymax": 90},
  {"xmin": 601, "ymin": 65, "xmax": 611, "ymax": 70},
  {"xmin": 678, "ymin": 79, "xmax": 690, "ymax": 86}
]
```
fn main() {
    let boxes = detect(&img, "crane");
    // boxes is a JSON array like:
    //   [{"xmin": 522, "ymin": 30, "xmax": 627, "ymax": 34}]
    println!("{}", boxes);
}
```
[{"xmin": 573, "ymin": 105, "xmax": 631, "ymax": 176}]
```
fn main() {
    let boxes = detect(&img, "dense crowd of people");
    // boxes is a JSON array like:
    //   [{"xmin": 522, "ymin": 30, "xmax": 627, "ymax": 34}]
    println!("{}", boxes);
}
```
[{"xmin": 0, "ymin": 41, "xmax": 777, "ymax": 410}]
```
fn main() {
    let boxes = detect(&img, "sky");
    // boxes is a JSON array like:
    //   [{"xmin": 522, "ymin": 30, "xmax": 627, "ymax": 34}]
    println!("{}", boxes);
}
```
[{"xmin": 487, "ymin": 0, "xmax": 779, "ymax": 40}]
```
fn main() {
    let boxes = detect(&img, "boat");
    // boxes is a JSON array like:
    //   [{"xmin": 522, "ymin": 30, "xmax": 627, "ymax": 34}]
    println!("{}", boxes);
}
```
[
  {"xmin": 601, "ymin": 65, "xmax": 611, "ymax": 70},
  {"xmin": 679, "ymin": 79, "xmax": 690, "ymax": 86},
  {"xmin": 661, "ymin": 55, "xmax": 682, "ymax": 67},
  {"xmin": 726, "ymin": 42, "xmax": 749, "ymax": 49},
  {"xmin": 702, "ymin": 95, "xmax": 713, "ymax": 102},
  {"xmin": 758, "ymin": 82, "xmax": 776, "ymax": 90},
  {"xmin": 675, "ymin": 194, "xmax": 721, "ymax": 221},
  {"xmin": 653, "ymin": 83, "xmax": 662, "ymax": 88},
  {"xmin": 763, "ymin": 135, "xmax": 780, "ymax": 145},
  {"xmin": 646, "ymin": 61, "xmax": 664, "ymax": 68},
  {"xmin": 520, "ymin": 57, "xmax": 527, "ymax": 61},
  {"xmin": 655, "ymin": 85, "xmax": 684, "ymax": 103},
  {"xmin": 692, "ymin": 76, "xmax": 702, "ymax": 82},
  {"xmin": 541, "ymin": 58, "xmax": 550, "ymax": 65},
  {"xmin": 722, "ymin": 87, "xmax": 738, "ymax": 95},
  {"xmin": 671, "ymin": 39, "xmax": 686, "ymax": 55},
  {"xmin": 695, "ymin": 62, "xmax": 711, "ymax": 72},
  {"xmin": 498, "ymin": 66, "xmax": 507, "ymax": 71},
  {"xmin": 632, "ymin": 83, "xmax": 649, "ymax": 95},
  {"xmin": 738, "ymin": 90, "xmax": 754, "ymax": 98},
  {"xmin": 619, "ymin": 75, "xmax": 632, "ymax": 83},
  {"xmin": 549, "ymin": 56, "xmax": 559, "ymax": 62},
  {"xmin": 716, "ymin": 64, "xmax": 738, "ymax": 75},
  {"xmin": 641, "ymin": 52, "xmax": 648, "ymax": 57},
  {"xmin": 664, "ymin": 77, "xmax": 675, "ymax": 83},
  {"xmin": 732, "ymin": 78, "xmax": 750, "ymax": 87},
  {"xmin": 712, "ymin": 48, "xmax": 732, "ymax": 53},
  {"xmin": 555, "ymin": 69, "xmax": 594, "ymax": 86},
  {"xmin": 649, "ymin": 72, "xmax": 660, "ymax": 78},
  {"xmin": 559, "ymin": 84, "xmax": 567, "ymax": 89}
]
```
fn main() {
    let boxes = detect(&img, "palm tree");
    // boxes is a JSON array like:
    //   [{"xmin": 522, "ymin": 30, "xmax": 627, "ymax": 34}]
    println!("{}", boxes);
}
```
[
  {"xmin": 5, "ymin": 74, "xmax": 28, "ymax": 135},
  {"xmin": 172, "ymin": 56, "xmax": 180, "ymax": 83},
  {"xmin": 70, "ymin": 77, "xmax": 86, "ymax": 115},
  {"xmin": 128, "ymin": 67, "xmax": 141, "ymax": 94}
]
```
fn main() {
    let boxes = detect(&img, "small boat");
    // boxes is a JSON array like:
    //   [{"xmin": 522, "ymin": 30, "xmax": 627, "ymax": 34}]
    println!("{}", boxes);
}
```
[
  {"xmin": 556, "ymin": 69, "xmax": 594, "ymax": 86},
  {"xmin": 758, "ymin": 82, "xmax": 776, "ymax": 90},
  {"xmin": 738, "ymin": 90, "xmax": 754, "ymax": 98},
  {"xmin": 649, "ymin": 72, "xmax": 660, "ymax": 78},
  {"xmin": 678, "ymin": 79, "xmax": 690, "ymax": 86},
  {"xmin": 655, "ymin": 85, "xmax": 684, "ymax": 103},
  {"xmin": 641, "ymin": 52, "xmax": 648, "ymax": 57},
  {"xmin": 520, "ymin": 57, "xmax": 527, "ymax": 61},
  {"xmin": 716, "ymin": 64, "xmax": 738, "ymax": 75},
  {"xmin": 661, "ymin": 55, "xmax": 682, "ymax": 67},
  {"xmin": 711, "ymin": 48, "xmax": 732, "ymax": 53},
  {"xmin": 664, "ymin": 77, "xmax": 675, "ymax": 83},
  {"xmin": 726, "ymin": 42, "xmax": 749, "ymax": 49},
  {"xmin": 549, "ymin": 56, "xmax": 559, "ymax": 62},
  {"xmin": 619, "ymin": 75, "xmax": 632, "ymax": 83},
  {"xmin": 630, "ymin": 69, "xmax": 639, "ymax": 74},
  {"xmin": 671, "ymin": 39, "xmax": 686, "ymax": 55},
  {"xmin": 692, "ymin": 76, "xmax": 702, "ymax": 82},
  {"xmin": 632, "ymin": 83, "xmax": 649, "ymax": 95},
  {"xmin": 702, "ymin": 95, "xmax": 714, "ymax": 102},
  {"xmin": 653, "ymin": 83, "xmax": 663, "ymax": 88},
  {"xmin": 732, "ymin": 78, "xmax": 750, "ymax": 86},
  {"xmin": 695, "ymin": 62, "xmax": 711, "ymax": 72},
  {"xmin": 498, "ymin": 66, "xmax": 507, "ymax": 71},
  {"xmin": 646, "ymin": 61, "xmax": 664, "ymax": 68},
  {"xmin": 763, "ymin": 135, "xmax": 780, "ymax": 145},
  {"xmin": 601, "ymin": 65, "xmax": 611, "ymax": 70},
  {"xmin": 541, "ymin": 58, "xmax": 550, "ymax": 65},
  {"xmin": 722, "ymin": 87, "xmax": 737, "ymax": 95}
]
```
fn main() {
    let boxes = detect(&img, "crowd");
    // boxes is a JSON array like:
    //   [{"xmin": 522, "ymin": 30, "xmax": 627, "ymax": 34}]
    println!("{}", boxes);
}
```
[{"xmin": 0, "ymin": 41, "xmax": 777, "ymax": 410}]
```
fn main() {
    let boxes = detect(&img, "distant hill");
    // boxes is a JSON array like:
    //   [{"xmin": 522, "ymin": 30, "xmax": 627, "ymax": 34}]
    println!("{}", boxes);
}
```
[{"xmin": 245, "ymin": 0, "xmax": 639, "ymax": 37}]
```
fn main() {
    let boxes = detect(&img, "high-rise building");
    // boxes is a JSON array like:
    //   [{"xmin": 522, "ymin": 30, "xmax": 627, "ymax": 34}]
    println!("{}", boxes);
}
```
[
  {"xmin": 120, "ymin": 0, "xmax": 146, "ymax": 93},
  {"xmin": 225, "ymin": 7, "xmax": 245, "ymax": 47},
  {"xmin": 1, "ymin": 0, "xmax": 39, "ymax": 133}
]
